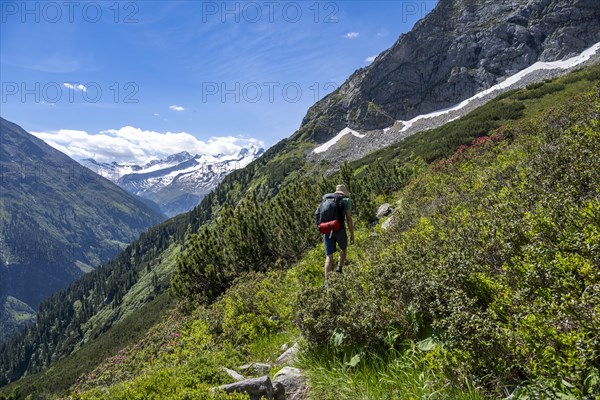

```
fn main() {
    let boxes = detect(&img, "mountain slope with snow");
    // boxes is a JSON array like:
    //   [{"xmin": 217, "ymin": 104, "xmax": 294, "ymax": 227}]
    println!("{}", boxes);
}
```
[
  {"xmin": 312, "ymin": 42, "xmax": 600, "ymax": 162},
  {"xmin": 298, "ymin": 0, "xmax": 600, "ymax": 162},
  {"xmin": 83, "ymin": 146, "xmax": 264, "ymax": 217}
]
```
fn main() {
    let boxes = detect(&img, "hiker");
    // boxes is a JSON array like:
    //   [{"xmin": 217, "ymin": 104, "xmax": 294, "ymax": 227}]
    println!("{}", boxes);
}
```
[{"xmin": 315, "ymin": 184, "xmax": 354, "ymax": 283}]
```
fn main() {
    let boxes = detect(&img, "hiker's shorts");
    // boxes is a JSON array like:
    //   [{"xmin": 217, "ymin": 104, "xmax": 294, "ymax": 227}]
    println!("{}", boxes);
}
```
[{"xmin": 324, "ymin": 229, "xmax": 348, "ymax": 256}]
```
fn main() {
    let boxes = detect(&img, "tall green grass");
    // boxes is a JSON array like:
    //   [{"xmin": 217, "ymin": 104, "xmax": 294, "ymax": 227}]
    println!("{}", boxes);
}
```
[{"xmin": 300, "ymin": 342, "xmax": 484, "ymax": 400}]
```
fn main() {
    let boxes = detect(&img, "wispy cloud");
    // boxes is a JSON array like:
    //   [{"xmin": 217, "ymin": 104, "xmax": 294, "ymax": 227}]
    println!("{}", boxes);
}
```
[
  {"xmin": 169, "ymin": 105, "xmax": 185, "ymax": 111},
  {"xmin": 376, "ymin": 29, "xmax": 389, "ymax": 37},
  {"xmin": 31, "ymin": 127, "xmax": 265, "ymax": 164},
  {"xmin": 344, "ymin": 32, "xmax": 359, "ymax": 39},
  {"xmin": 63, "ymin": 83, "xmax": 87, "ymax": 92},
  {"xmin": 365, "ymin": 56, "xmax": 377, "ymax": 63}
]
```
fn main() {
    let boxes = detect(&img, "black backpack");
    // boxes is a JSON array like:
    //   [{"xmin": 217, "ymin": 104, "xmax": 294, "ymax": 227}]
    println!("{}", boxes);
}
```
[{"xmin": 315, "ymin": 193, "xmax": 345, "ymax": 228}]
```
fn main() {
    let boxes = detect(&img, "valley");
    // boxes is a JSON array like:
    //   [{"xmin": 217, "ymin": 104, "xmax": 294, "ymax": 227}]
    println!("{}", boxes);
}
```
[{"xmin": 1, "ymin": 0, "xmax": 599, "ymax": 399}]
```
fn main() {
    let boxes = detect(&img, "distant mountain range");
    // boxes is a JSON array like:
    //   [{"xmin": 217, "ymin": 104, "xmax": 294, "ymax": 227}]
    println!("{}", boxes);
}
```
[{"xmin": 81, "ymin": 146, "xmax": 265, "ymax": 217}]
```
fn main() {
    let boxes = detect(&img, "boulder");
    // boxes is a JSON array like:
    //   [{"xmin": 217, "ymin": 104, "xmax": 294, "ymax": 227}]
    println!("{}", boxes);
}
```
[
  {"xmin": 222, "ymin": 367, "xmax": 245, "ymax": 382},
  {"xmin": 376, "ymin": 203, "xmax": 392, "ymax": 219},
  {"xmin": 273, "ymin": 367, "xmax": 307, "ymax": 400},
  {"xmin": 276, "ymin": 342, "xmax": 299, "ymax": 365},
  {"xmin": 216, "ymin": 376, "xmax": 274, "ymax": 400},
  {"xmin": 238, "ymin": 362, "xmax": 272, "ymax": 376}
]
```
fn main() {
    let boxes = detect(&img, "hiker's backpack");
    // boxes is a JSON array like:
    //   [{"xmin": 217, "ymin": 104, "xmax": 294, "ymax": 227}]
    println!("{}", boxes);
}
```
[{"xmin": 315, "ymin": 193, "xmax": 345, "ymax": 234}]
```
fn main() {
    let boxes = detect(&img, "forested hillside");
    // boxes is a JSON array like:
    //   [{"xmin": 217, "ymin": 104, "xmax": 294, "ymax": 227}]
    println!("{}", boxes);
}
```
[
  {"xmin": 1, "ymin": 62, "xmax": 598, "ymax": 400},
  {"xmin": 0, "ymin": 119, "xmax": 166, "ymax": 342}
]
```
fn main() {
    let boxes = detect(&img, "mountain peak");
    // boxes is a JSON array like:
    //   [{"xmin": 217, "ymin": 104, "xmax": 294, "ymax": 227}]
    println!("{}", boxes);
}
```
[
  {"xmin": 143, "ymin": 151, "xmax": 194, "ymax": 169},
  {"xmin": 238, "ymin": 145, "xmax": 264, "ymax": 159}
]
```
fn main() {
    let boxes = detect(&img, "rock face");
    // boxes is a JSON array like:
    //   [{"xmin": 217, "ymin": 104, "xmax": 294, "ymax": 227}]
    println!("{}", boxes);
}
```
[{"xmin": 297, "ymin": 0, "xmax": 600, "ymax": 143}]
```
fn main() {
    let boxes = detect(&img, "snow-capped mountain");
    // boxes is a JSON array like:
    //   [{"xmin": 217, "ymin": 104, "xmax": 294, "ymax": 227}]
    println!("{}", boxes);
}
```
[
  {"xmin": 80, "ymin": 151, "xmax": 195, "ymax": 184},
  {"xmin": 82, "ymin": 146, "xmax": 264, "ymax": 217}
]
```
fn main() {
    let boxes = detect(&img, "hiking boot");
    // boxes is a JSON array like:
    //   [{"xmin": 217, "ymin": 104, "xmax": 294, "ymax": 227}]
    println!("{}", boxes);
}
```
[{"xmin": 335, "ymin": 266, "xmax": 343, "ymax": 273}]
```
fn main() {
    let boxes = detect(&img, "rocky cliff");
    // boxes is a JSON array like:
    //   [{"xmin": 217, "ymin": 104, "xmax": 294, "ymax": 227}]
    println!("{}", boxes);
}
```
[{"xmin": 297, "ymin": 0, "xmax": 600, "ymax": 144}]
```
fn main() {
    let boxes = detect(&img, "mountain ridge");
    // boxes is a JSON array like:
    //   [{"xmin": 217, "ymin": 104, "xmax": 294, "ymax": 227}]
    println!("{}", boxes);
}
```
[{"xmin": 81, "ymin": 146, "xmax": 265, "ymax": 217}]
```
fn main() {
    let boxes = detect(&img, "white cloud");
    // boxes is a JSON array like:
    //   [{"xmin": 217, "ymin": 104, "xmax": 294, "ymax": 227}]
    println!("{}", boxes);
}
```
[
  {"xmin": 31, "ymin": 127, "xmax": 265, "ymax": 164},
  {"xmin": 63, "ymin": 83, "xmax": 87, "ymax": 92},
  {"xmin": 344, "ymin": 32, "xmax": 359, "ymax": 39},
  {"xmin": 376, "ymin": 29, "xmax": 389, "ymax": 37},
  {"xmin": 365, "ymin": 55, "xmax": 377, "ymax": 63},
  {"xmin": 153, "ymin": 113, "xmax": 160, "ymax": 116},
  {"xmin": 169, "ymin": 105, "xmax": 185, "ymax": 111}
]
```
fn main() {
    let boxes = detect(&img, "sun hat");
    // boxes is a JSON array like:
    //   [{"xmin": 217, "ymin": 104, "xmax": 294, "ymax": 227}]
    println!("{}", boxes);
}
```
[{"xmin": 335, "ymin": 184, "xmax": 350, "ymax": 196}]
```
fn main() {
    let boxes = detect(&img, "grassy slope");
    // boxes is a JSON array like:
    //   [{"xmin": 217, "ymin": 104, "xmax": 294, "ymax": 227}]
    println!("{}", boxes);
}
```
[
  {"xmin": 77, "ymin": 244, "xmax": 181, "ymax": 348},
  {"xmin": 3, "ymin": 64, "xmax": 589, "ymax": 397},
  {"xmin": 64, "ymin": 235, "xmax": 484, "ymax": 400},
  {"xmin": 0, "ymin": 298, "xmax": 36, "ymax": 343}
]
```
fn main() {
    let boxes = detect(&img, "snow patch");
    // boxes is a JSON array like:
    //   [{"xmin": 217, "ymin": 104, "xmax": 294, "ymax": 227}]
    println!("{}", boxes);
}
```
[{"xmin": 313, "ymin": 127, "xmax": 366, "ymax": 154}]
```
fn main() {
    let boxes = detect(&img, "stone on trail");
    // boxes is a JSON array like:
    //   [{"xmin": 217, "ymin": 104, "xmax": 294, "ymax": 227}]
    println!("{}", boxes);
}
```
[
  {"xmin": 215, "ymin": 376, "xmax": 274, "ymax": 400},
  {"xmin": 376, "ymin": 203, "xmax": 392, "ymax": 219},
  {"xmin": 276, "ymin": 342, "xmax": 299, "ymax": 365}
]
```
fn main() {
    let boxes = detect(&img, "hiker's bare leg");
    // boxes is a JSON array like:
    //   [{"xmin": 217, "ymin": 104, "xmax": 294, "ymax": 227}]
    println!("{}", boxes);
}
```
[
  {"xmin": 324, "ymin": 255, "xmax": 333, "ymax": 277},
  {"xmin": 339, "ymin": 249, "xmax": 346, "ymax": 268}
]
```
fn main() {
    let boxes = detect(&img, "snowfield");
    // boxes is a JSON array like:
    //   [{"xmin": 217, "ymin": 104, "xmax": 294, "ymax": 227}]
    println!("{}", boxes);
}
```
[{"xmin": 313, "ymin": 127, "xmax": 366, "ymax": 154}]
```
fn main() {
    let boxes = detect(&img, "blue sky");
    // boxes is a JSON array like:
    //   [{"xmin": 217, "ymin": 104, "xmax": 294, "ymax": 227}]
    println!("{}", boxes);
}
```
[{"xmin": 1, "ymin": 0, "xmax": 437, "ymax": 162}]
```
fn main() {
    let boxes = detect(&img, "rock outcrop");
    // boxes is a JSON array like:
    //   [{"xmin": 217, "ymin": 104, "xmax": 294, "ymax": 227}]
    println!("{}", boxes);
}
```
[
  {"xmin": 238, "ymin": 362, "xmax": 272, "ymax": 376},
  {"xmin": 215, "ymin": 367, "xmax": 308, "ymax": 400},
  {"xmin": 222, "ymin": 367, "xmax": 245, "ymax": 382}
]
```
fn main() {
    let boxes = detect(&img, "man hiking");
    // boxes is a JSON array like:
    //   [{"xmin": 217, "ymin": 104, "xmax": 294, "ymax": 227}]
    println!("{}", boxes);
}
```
[{"xmin": 315, "ymin": 184, "xmax": 354, "ymax": 284}]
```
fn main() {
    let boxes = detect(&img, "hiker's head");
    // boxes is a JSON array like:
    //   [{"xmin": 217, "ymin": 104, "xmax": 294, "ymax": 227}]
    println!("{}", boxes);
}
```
[{"xmin": 335, "ymin": 184, "xmax": 350, "ymax": 197}]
